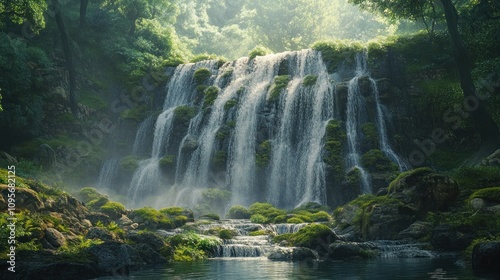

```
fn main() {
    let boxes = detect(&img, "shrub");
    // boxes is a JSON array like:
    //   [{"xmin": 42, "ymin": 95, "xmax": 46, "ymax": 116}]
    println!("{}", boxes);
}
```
[
  {"xmin": 226, "ymin": 205, "xmax": 251, "ymax": 219},
  {"xmin": 250, "ymin": 214, "xmax": 268, "ymax": 224},
  {"xmin": 286, "ymin": 217, "xmax": 305, "ymax": 224},
  {"xmin": 268, "ymin": 75, "xmax": 290, "ymax": 102},
  {"xmin": 194, "ymin": 68, "xmax": 211, "ymax": 84},
  {"xmin": 248, "ymin": 45, "xmax": 272, "ymax": 60},
  {"xmin": 131, "ymin": 207, "xmax": 174, "ymax": 230},
  {"xmin": 203, "ymin": 86, "xmax": 220, "ymax": 108},
  {"xmin": 99, "ymin": 201, "xmax": 126, "ymax": 219},
  {"xmin": 219, "ymin": 229, "xmax": 235, "ymax": 239},
  {"xmin": 302, "ymin": 75, "xmax": 318, "ymax": 87},
  {"xmin": 168, "ymin": 232, "xmax": 221, "ymax": 260}
]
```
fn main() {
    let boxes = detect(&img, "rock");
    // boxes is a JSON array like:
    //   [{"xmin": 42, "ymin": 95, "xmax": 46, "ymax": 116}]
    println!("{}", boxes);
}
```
[
  {"xmin": 291, "ymin": 247, "xmax": 318, "ymax": 261},
  {"xmin": 470, "ymin": 198, "xmax": 486, "ymax": 211},
  {"xmin": 329, "ymin": 241, "xmax": 376, "ymax": 259},
  {"xmin": 129, "ymin": 244, "xmax": 168, "ymax": 265},
  {"xmin": 81, "ymin": 219, "xmax": 93, "ymax": 228},
  {"xmin": 44, "ymin": 228, "xmax": 66, "ymax": 248},
  {"xmin": 116, "ymin": 215, "xmax": 133, "ymax": 227},
  {"xmin": 87, "ymin": 227, "xmax": 116, "ymax": 242},
  {"xmin": 472, "ymin": 241, "xmax": 500, "ymax": 273},
  {"xmin": 388, "ymin": 168, "xmax": 459, "ymax": 215},
  {"xmin": 22, "ymin": 262, "xmax": 99, "ymax": 280},
  {"xmin": 486, "ymin": 204, "xmax": 500, "ymax": 214},
  {"xmin": 35, "ymin": 144, "xmax": 56, "ymax": 170},
  {"xmin": 130, "ymin": 223, "xmax": 139, "ymax": 229},
  {"xmin": 397, "ymin": 221, "xmax": 431, "ymax": 240},
  {"xmin": 86, "ymin": 242, "xmax": 132, "ymax": 275},
  {"xmin": 267, "ymin": 247, "xmax": 293, "ymax": 261},
  {"xmin": 0, "ymin": 185, "xmax": 44, "ymax": 211},
  {"xmin": 126, "ymin": 232, "xmax": 165, "ymax": 251},
  {"xmin": 430, "ymin": 224, "xmax": 474, "ymax": 251},
  {"xmin": 480, "ymin": 149, "xmax": 500, "ymax": 166},
  {"xmin": 365, "ymin": 203, "xmax": 416, "ymax": 240},
  {"xmin": 86, "ymin": 212, "xmax": 112, "ymax": 225}
]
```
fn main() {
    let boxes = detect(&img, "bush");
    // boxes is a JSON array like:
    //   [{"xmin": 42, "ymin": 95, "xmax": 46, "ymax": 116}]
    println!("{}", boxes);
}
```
[
  {"xmin": 168, "ymin": 232, "xmax": 221, "ymax": 261},
  {"xmin": 250, "ymin": 214, "xmax": 268, "ymax": 224},
  {"xmin": 219, "ymin": 229, "xmax": 235, "ymax": 239},
  {"xmin": 226, "ymin": 205, "xmax": 251, "ymax": 219},
  {"xmin": 78, "ymin": 187, "xmax": 105, "ymax": 203},
  {"xmin": 87, "ymin": 196, "xmax": 110, "ymax": 211},
  {"xmin": 286, "ymin": 217, "xmax": 305, "ymax": 224},
  {"xmin": 193, "ymin": 68, "xmax": 211, "ymax": 84},
  {"xmin": 131, "ymin": 207, "xmax": 174, "ymax": 230},
  {"xmin": 99, "ymin": 201, "xmax": 126, "ymax": 219},
  {"xmin": 248, "ymin": 45, "xmax": 272, "ymax": 60}
]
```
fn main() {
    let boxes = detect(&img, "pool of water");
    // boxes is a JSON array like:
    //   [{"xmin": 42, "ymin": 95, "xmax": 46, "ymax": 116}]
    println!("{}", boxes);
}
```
[{"xmin": 97, "ymin": 257, "xmax": 498, "ymax": 279}]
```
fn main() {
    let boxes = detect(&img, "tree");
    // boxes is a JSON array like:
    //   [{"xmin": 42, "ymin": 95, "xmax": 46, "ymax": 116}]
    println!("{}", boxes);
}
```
[
  {"xmin": 0, "ymin": 0, "xmax": 47, "ymax": 32},
  {"xmin": 349, "ymin": 0, "xmax": 500, "ymax": 148},
  {"xmin": 117, "ymin": 0, "xmax": 176, "ymax": 35}
]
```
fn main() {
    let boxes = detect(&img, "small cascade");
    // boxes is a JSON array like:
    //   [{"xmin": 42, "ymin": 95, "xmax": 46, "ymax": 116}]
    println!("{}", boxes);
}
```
[
  {"xmin": 132, "ymin": 115, "xmax": 155, "ymax": 156},
  {"xmin": 270, "ymin": 223, "xmax": 308, "ymax": 235},
  {"xmin": 368, "ymin": 240, "xmax": 436, "ymax": 258},
  {"xmin": 345, "ymin": 54, "xmax": 371, "ymax": 193},
  {"xmin": 97, "ymin": 158, "xmax": 120, "ymax": 189},
  {"xmin": 216, "ymin": 236, "xmax": 271, "ymax": 258}
]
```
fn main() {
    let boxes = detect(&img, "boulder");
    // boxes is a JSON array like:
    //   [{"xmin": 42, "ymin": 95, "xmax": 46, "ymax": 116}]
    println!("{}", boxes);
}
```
[
  {"xmin": 86, "ymin": 227, "xmax": 116, "ymax": 242},
  {"xmin": 0, "ymin": 185, "xmax": 44, "ymax": 211},
  {"xmin": 364, "ymin": 203, "xmax": 416, "ymax": 240},
  {"xmin": 397, "ymin": 221, "xmax": 431, "ymax": 240},
  {"xmin": 129, "ymin": 244, "xmax": 168, "ymax": 265},
  {"xmin": 329, "ymin": 241, "xmax": 376, "ymax": 259},
  {"xmin": 35, "ymin": 144, "xmax": 56, "ymax": 170},
  {"xmin": 86, "ymin": 242, "xmax": 132, "ymax": 275},
  {"xmin": 44, "ymin": 228, "xmax": 66, "ymax": 248},
  {"xmin": 430, "ymin": 224, "xmax": 474, "ymax": 251},
  {"xmin": 22, "ymin": 262, "xmax": 99, "ymax": 280},
  {"xmin": 86, "ymin": 212, "xmax": 112, "ymax": 225},
  {"xmin": 388, "ymin": 168, "xmax": 459, "ymax": 215},
  {"xmin": 471, "ymin": 241, "xmax": 500, "ymax": 273},
  {"xmin": 480, "ymin": 149, "xmax": 500, "ymax": 166},
  {"xmin": 126, "ymin": 231, "xmax": 165, "ymax": 251}
]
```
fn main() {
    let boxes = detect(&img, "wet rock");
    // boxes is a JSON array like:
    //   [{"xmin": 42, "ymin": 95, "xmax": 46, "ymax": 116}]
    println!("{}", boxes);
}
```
[
  {"xmin": 126, "ymin": 231, "xmax": 165, "ymax": 251},
  {"xmin": 44, "ymin": 228, "xmax": 66, "ymax": 248},
  {"xmin": 397, "ymin": 221, "xmax": 431, "ymax": 240},
  {"xmin": 480, "ymin": 149, "xmax": 500, "ymax": 166},
  {"xmin": 86, "ymin": 212, "xmax": 112, "ymax": 225},
  {"xmin": 472, "ymin": 241, "xmax": 500, "ymax": 273},
  {"xmin": 35, "ymin": 144, "xmax": 56, "ymax": 170},
  {"xmin": 129, "ymin": 243, "xmax": 168, "ymax": 265},
  {"xmin": 87, "ymin": 227, "xmax": 116, "ymax": 242},
  {"xmin": 116, "ymin": 215, "xmax": 133, "ymax": 227},
  {"xmin": 329, "ymin": 241, "xmax": 376, "ymax": 259},
  {"xmin": 430, "ymin": 224, "xmax": 474, "ymax": 251},
  {"xmin": 86, "ymin": 242, "xmax": 132, "ymax": 275}
]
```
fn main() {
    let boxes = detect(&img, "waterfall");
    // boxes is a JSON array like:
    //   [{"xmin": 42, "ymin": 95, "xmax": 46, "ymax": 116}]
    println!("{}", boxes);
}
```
[
  {"xmin": 97, "ymin": 158, "xmax": 120, "ymax": 189},
  {"xmin": 97, "ymin": 48, "xmax": 407, "ymax": 209},
  {"xmin": 345, "ymin": 54, "xmax": 371, "ymax": 193}
]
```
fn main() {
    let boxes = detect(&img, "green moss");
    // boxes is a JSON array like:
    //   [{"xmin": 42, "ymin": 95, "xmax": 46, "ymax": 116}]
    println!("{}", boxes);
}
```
[
  {"xmin": 388, "ymin": 167, "xmax": 433, "ymax": 192},
  {"xmin": 451, "ymin": 166, "xmax": 500, "ymax": 195},
  {"xmin": 216, "ymin": 127, "xmax": 230, "ymax": 141},
  {"xmin": 286, "ymin": 217, "xmax": 305, "ymax": 224},
  {"xmin": 131, "ymin": 207, "xmax": 174, "ymax": 230},
  {"xmin": 159, "ymin": 155, "xmax": 176, "ymax": 173},
  {"xmin": 219, "ymin": 229, "xmax": 235, "ymax": 239},
  {"xmin": 249, "ymin": 202, "xmax": 286, "ymax": 222},
  {"xmin": 87, "ymin": 196, "xmax": 110, "ymax": 211},
  {"xmin": 323, "ymin": 120, "xmax": 346, "ymax": 177},
  {"xmin": 226, "ymin": 205, "xmax": 251, "ymax": 219},
  {"xmin": 169, "ymin": 232, "xmax": 221, "ymax": 261},
  {"xmin": 361, "ymin": 149, "xmax": 398, "ymax": 173},
  {"xmin": 311, "ymin": 211, "xmax": 332, "ymax": 222},
  {"xmin": 173, "ymin": 106, "xmax": 196, "ymax": 127},
  {"xmin": 120, "ymin": 156, "xmax": 140, "ymax": 172},
  {"xmin": 174, "ymin": 216, "xmax": 189, "ymax": 227},
  {"xmin": 255, "ymin": 140, "xmax": 272, "ymax": 168},
  {"xmin": 224, "ymin": 99, "xmax": 237, "ymax": 110},
  {"xmin": 302, "ymin": 75, "xmax": 318, "ymax": 87},
  {"xmin": 211, "ymin": 150, "xmax": 227, "ymax": 169},
  {"xmin": 272, "ymin": 224, "xmax": 333, "ymax": 249},
  {"xmin": 311, "ymin": 40, "xmax": 363, "ymax": 73},
  {"xmin": 201, "ymin": 188, "xmax": 231, "ymax": 207},
  {"xmin": 250, "ymin": 214, "xmax": 268, "ymax": 224},
  {"xmin": 99, "ymin": 201, "xmax": 125, "ymax": 219},
  {"xmin": 273, "ymin": 215, "xmax": 288, "ymax": 223},
  {"xmin": 346, "ymin": 167, "xmax": 362, "ymax": 186},
  {"xmin": 221, "ymin": 67, "xmax": 234, "ymax": 78},
  {"xmin": 249, "ymin": 230, "xmax": 270, "ymax": 236},
  {"xmin": 199, "ymin": 213, "xmax": 220, "ymax": 220},
  {"xmin": 248, "ymin": 46, "xmax": 272, "ymax": 60},
  {"xmin": 427, "ymin": 149, "xmax": 473, "ymax": 170},
  {"xmin": 78, "ymin": 187, "xmax": 106, "ymax": 203},
  {"xmin": 193, "ymin": 68, "xmax": 211, "ymax": 84},
  {"xmin": 160, "ymin": 207, "xmax": 185, "ymax": 216},
  {"xmin": 292, "ymin": 202, "xmax": 330, "ymax": 213},
  {"xmin": 268, "ymin": 75, "xmax": 290, "ymax": 102},
  {"xmin": 203, "ymin": 86, "xmax": 220, "ymax": 108},
  {"xmin": 470, "ymin": 187, "xmax": 500, "ymax": 202},
  {"xmin": 361, "ymin": 123, "xmax": 378, "ymax": 148}
]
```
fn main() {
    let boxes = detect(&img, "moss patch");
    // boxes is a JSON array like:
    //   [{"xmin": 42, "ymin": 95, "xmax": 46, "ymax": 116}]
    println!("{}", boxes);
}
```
[
  {"xmin": 302, "ymin": 75, "xmax": 318, "ymax": 87},
  {"xmin": 268, "ymin": 75, "xmax": 290, "ymax": 102},
  {"xmin": 361, "ymin": 149, "xmax": 398, "ymax": 173},
  {"xmin": 203, "ymin": 86, "xmax": 220, "ymax": 108},
  {"xmin": 248, "ymin": 46, "xmax": 272, "ymax": 60},
  {"xmin": 255, "ymin": 140, "xmax": 271, "ymax": 169},
  {"xmin": 193, "ymin": 68, "xmax": 211, "ymax": 84},
  {"xmin": 226, "ymin": 205, "xmax": 251, "ymax": 219}
]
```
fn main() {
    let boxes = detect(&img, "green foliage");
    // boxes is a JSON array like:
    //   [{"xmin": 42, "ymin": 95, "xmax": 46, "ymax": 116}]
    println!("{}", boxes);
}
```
[
  {"xmin": 131, "ymin": 207, "xmax": 174, "ymax": 229},
  {"xmin": 250, "ymin": 214, "xmax": 269, "ymax": 224},
  {"xmin": 361, "ymin": 149, "xmax": 398, "ymax": 173},
  {"xmin": 201, "ymin": 188, "xmax": 231, "ymax": 207},
  {"xmin": 312, "ymin": 40, "xmax": 363, "ymax": 72},
  {"xmin": 323, "ymin": 120, "xmax": 346, "ymax": 177},
  {"xmin": 255, "ymin": 140, "xmax": 272, "ymax": 168},
  {"xmin": 219, "ymin": 229, "xmax": 235, "ymax": 239},
  {"xmin": 361, "ymin": 123, "xmax": 378, "ymax": 148},
  {"xmin": 451, "ymin": 166, "xmax": 500, "ymax": 196},
  {"xmin": 173, "ymin": 106, "xmax": 196, "ymax": 127},
  {"xmin": 203, "ymin": 86, "xmax": 220, "ymax": 108},
  {"xmin": 120, "ymin": 156, "xmax": 140, "ymax": 172},
  {"xmin": 249, "ymin": 202, "xmax": 286, "ymax": 223},
  {"xmin": 226, "ymin": 205, "xmax": 251, "ymax": 219},
  {"xmin": 159, "ymin": 155, "xmax": 176, "ymax": 170},
  {"xmin": 268, "ymin": 75, "xmax": 290, "ymax": 102},
  {"xmin": 78, "ymin": 187, "xmax": 106, "ymax": 203},
  {"xmin": 0, "ymin": 0, "xmax": 47, "ymax": 32},
  {"xmin": 249, "ymin": 230, "xmax": 269, "ymax": 236},
  {"xmin": 211, "ymin": 150, "xmax": 227, "ymax": 169},
  {"xmin": 311, "ymin": 211, "xmax": 332, "ymax": 222},
  {"xmin": 248, "ymin": 46, "xmax": 272, "ymax": 60},
  {"xmin": 302, "ymin": 75, "xmax": 318, "ymax": 87},
  {"xmin": 160, "ymin": 207, "xmax": 185, "ymax": 216},
  {"xmin": 470, "ymin": 187, "xmax": 500, "ymax": 203},
  {"xmin": 120, "ymin": 105, "xmax": 148, "ymax": 123},
  {"xmin": 286, "ymin": 217, "xmax": 305, "ymax": 224},
  {"xmin": 194, "ymin": 68, "xmax": 211, "ymax": 84},
  {"xmin": 99, "ymin": 201, "xmax": 126, "ymax": 219},
  {"xmin": 272, "ymin": 224, "xmax": 333, "ymax": 249},
  {"xmin": 224, "ymin": 99, "xmax": 238, "ymax": 110},
  {"xmin": 388, "ymin": 167, "xmax": 433, "ymax": 192},
  {"xmin": 87, "ymin": 197, "xmax": 110, "ymax": 211},
  {"xmin": 168, "ymin": 232, "xmax": 221, "ymax": 261}
]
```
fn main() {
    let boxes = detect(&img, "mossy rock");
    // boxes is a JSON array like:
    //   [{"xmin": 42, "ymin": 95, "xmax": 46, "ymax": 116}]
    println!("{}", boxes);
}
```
[
  {"xmin": 87, "ymin": 196, "xmax": 110, "ymax": 211},
  {"xmin": 360, "ymin": 123, "xmax": 378, "ymax": 150},
  {"xmin": 194, "ymin": 68, "xmax": 211, "ymax": 84},
  {"xmin": 249, "ymin": 202, "xmax": 286, "ymax": 222},
  {"xmin": 99, "ymin": 201, "xmax": 126, "ymax": 220},
  {"xmin": 219, "ymin": 229, "xmax": 236, "ymax": 239},
  {"xmin": 211, "ymin": 150, "xmax": 227, "ymax": 170},
  {"xmin": 130, "ymin": 207, "xmax": 174, "ymax": 230},
  {"xmin": 119, "ymin": 156, "xmax": 140, "ymax": 173},
  {"xmin": 78, "ymin": 187, "xmax": 106, "ymax": 204},
  {"xmin": 470, "ymin": 187, "xmax": 500, "ymax": 203},
  {"xmin": 255, "ymin": 140, "xmax": 271, "ymax": 168},
  {"xmin": 224, "ymin": 99, "xmax": 237, "ymax": 110},
  {"xmin": 273, "ymin": 224, "xmax": 336, "ymax": 250},
  {"xmin": 248, "ymin": 46, "xmax": 272, "ymax": 60},
  {"xmin": 226, "ymin": 205, "xmax": 251, "ymax": 219},
  {"xmin": 203, "ymin": 86, "xmax": 220, "ymax": 108},
  {"xmin": 286, "ymin": 217, "xmax": 305, "ymax": 224},
  {"xmin": 199, "ymin": 213, "xmax": 220, "ymax": 220},
  {"xmin": 250, "ymin": 214, "xmax": 268, "ymax": 224},
  {"xmin": 268, "ymin": 75, "xmax": 290, "ymax": 102},
  {"xmin": 159, "ymin": 155, "xmax": 176, "ymax": 175},
  {"xmin": 361, "ymin": 149, "xmax": 398, "ymax": 173},
  {"xmin": 173, "ymin": 106, "xmax": 196, "ymax": 127},
  {"xmin": 302, "ymin": 75, "xmax": 318, "ymax": 87}
]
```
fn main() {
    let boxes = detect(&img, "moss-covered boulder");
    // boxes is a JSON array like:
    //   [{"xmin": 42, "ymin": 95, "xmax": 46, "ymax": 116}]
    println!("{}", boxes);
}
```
[
  {"xmin": 273, "ymin": 224, "xmax": 338, "ymax": 253},
  {"xmin": 472, "ymin": 241, "xmax": 500, "ymax": 273},
  {"xmin": 226, "ymin": 205, "xmax": 251, "ymax": 219},
  {"xmin": 328, "ymin": 240, "xmax": 377, "ymax": 260},
  {"xmin": 388, "ymin": 168, "xmax": 459, "ymax": 215},
  {"xmin": 0, "ymin": 185, "xmax": 44, "ymax": 211}
]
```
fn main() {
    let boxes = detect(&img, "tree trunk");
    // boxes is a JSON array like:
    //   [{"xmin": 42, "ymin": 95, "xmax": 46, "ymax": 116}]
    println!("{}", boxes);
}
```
[
  {"xmin": 80, "ymin": 0, "xmax": 89, "ymax": 28},
  {"xmin": 52, "ymin": 0, "xmax": 78, "ymax": 116},
  {"xmin": 440, "ymin": 0, "xmax": 499, "ymax": 146},
  {"xmin": 129, "ymin": 18, "xmax": 137, "ymax": 35}
]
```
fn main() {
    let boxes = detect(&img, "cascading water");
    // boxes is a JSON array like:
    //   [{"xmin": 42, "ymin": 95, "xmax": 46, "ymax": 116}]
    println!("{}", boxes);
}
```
[{"xmin": 98, "ymin": 48, "xmax": 407, "ymax": 210}]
